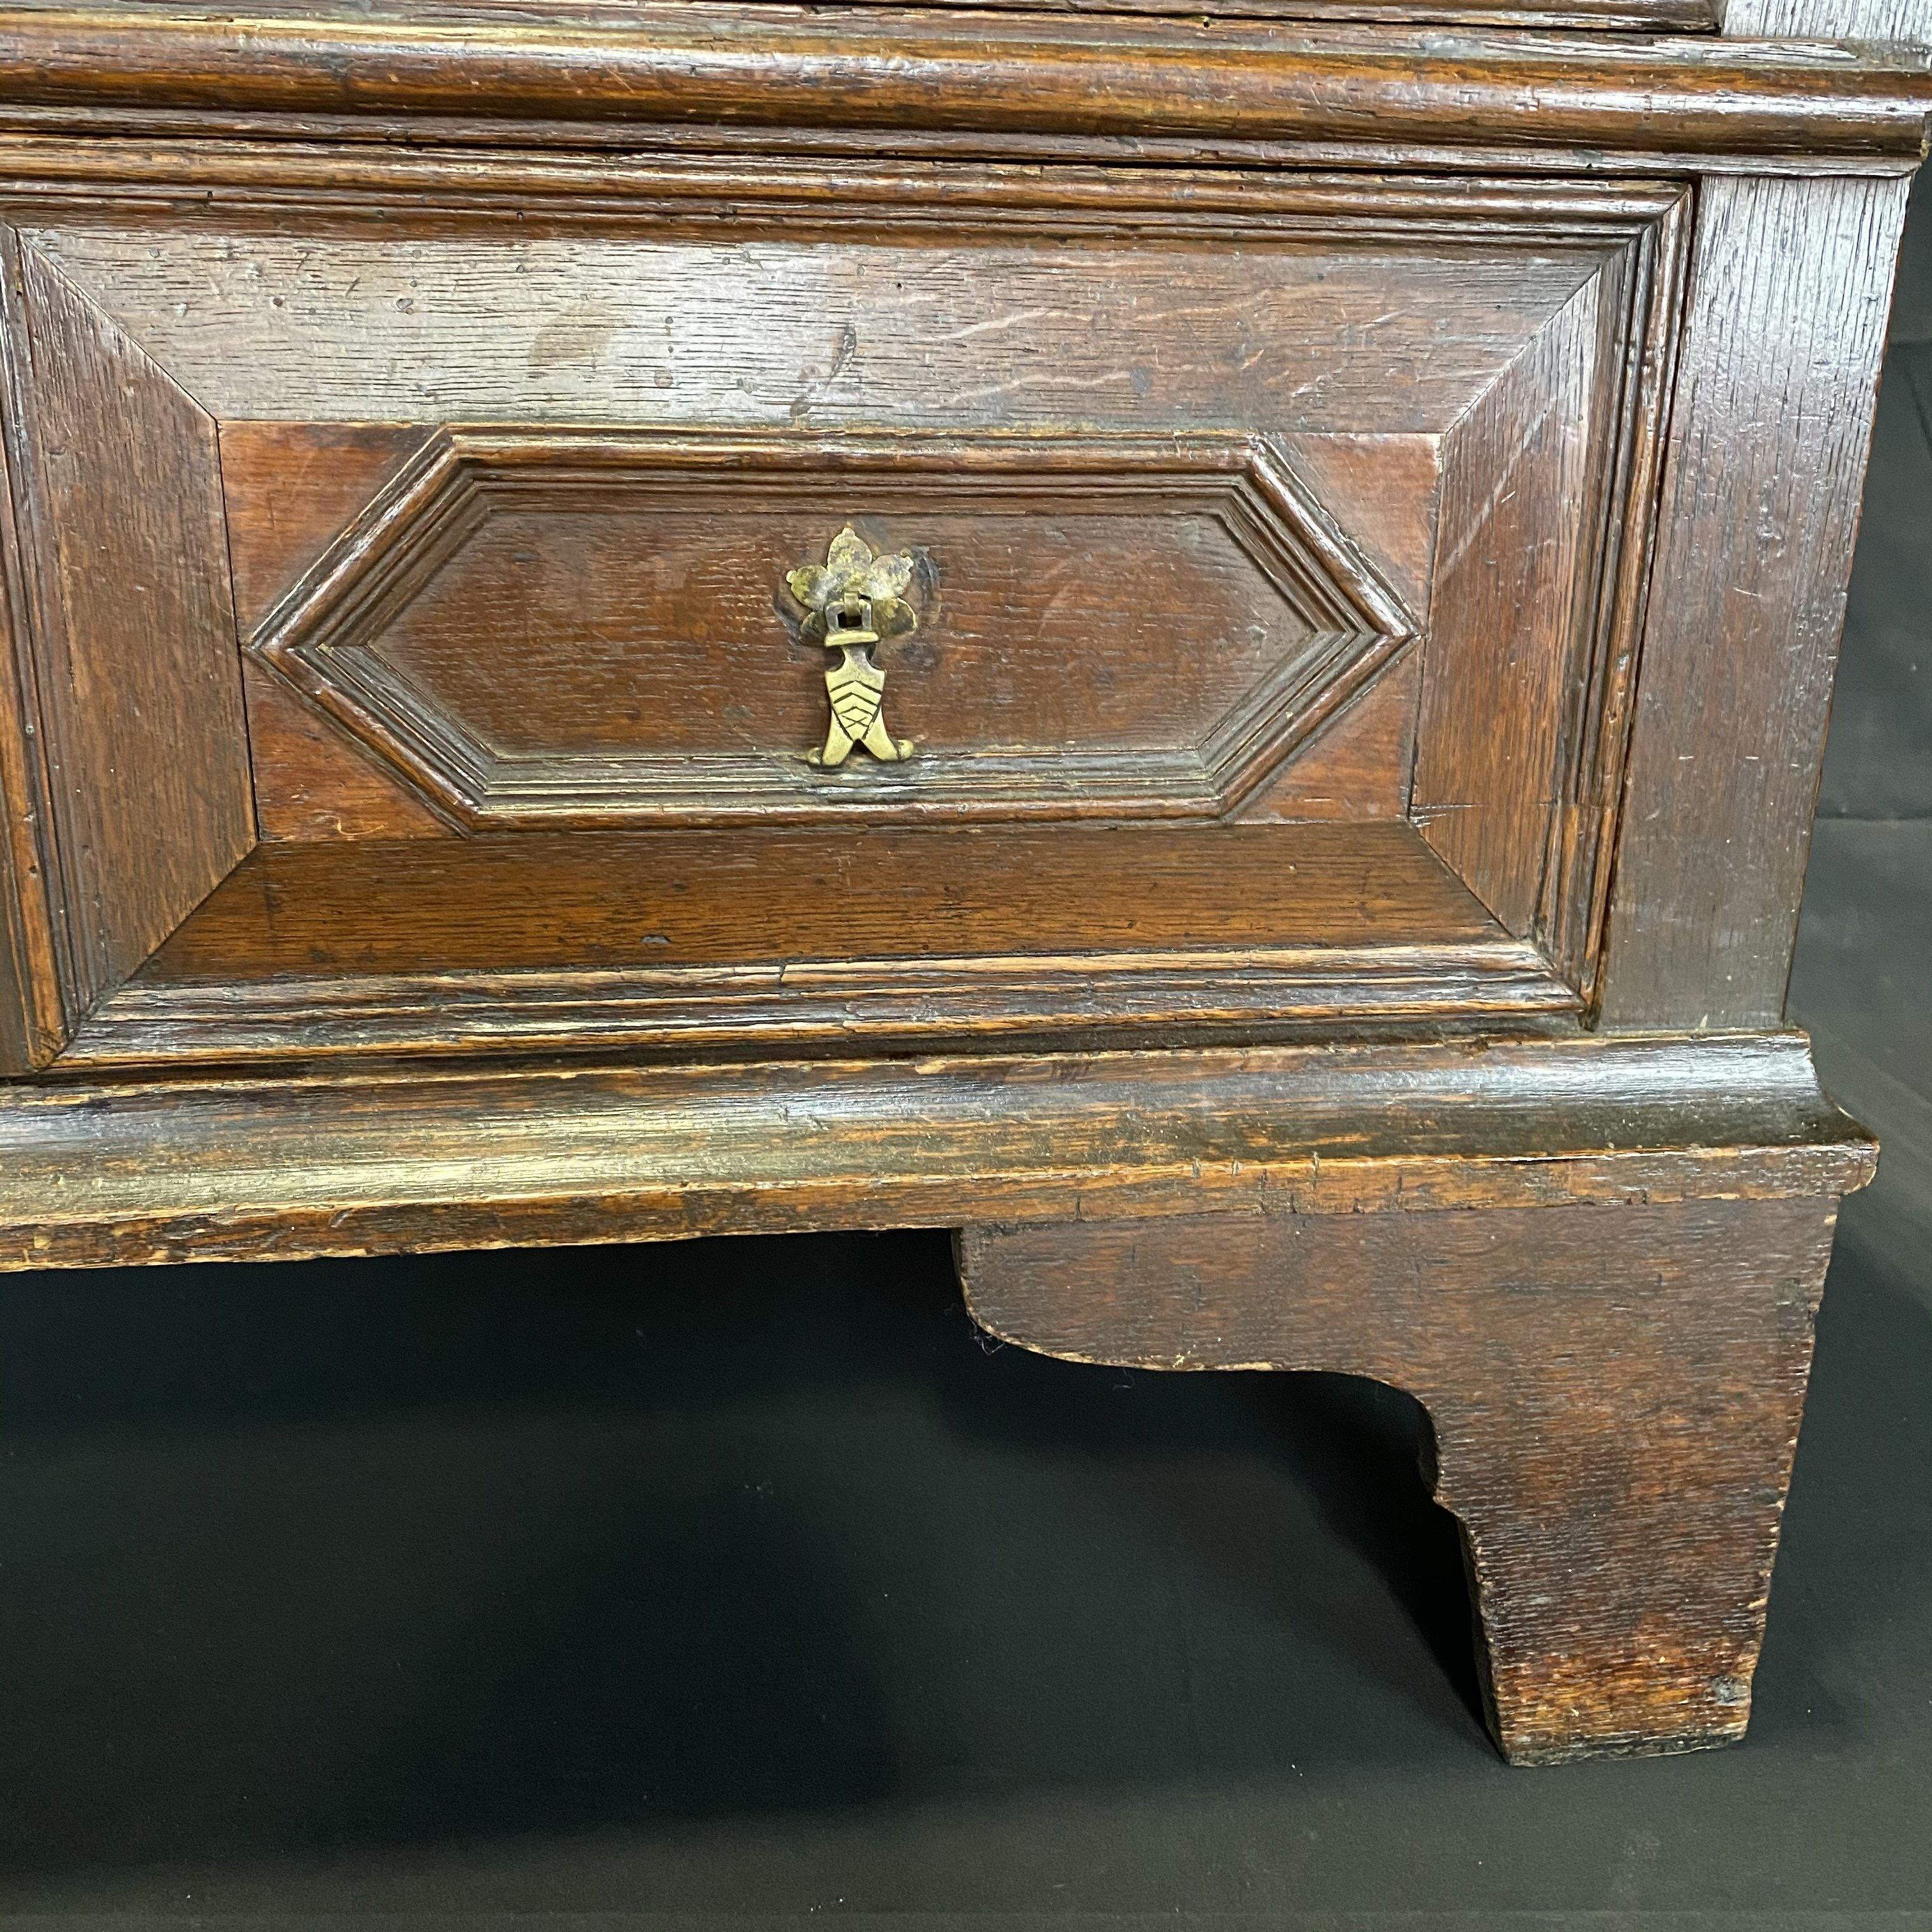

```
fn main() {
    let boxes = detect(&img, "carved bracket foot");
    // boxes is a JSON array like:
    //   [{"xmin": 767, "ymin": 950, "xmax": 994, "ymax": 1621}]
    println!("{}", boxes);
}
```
[{"xmin": 956, "ymin": 1194, "xmax": 1843, "ymax": 1765}]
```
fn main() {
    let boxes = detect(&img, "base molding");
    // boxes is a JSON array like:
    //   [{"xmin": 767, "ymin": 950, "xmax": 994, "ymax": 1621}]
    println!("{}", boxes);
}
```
[{"xmin": 0, "ymin": 1030, "xmax": 1873, "ymax": 1269}]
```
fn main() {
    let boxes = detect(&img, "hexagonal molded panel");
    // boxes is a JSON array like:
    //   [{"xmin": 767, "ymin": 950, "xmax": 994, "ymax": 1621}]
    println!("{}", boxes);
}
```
[{"xmin": 250, "ymin": 429, "xmax": 1415, "ymax": 827}]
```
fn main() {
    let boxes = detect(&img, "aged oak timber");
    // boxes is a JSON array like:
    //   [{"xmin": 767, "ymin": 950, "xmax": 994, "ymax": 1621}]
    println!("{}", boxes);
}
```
[{"xmin": 0, "ymin": 0, "xmax": 1923, "ymax": 1765}]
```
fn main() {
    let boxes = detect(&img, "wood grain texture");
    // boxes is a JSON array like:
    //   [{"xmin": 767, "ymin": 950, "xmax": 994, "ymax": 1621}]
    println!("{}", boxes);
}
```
[
  {"xmin": 1229, "ymin": 652, "xmax": 1421, "ymax": 822},
  {"xmin": 31, "ymin": 0, "xmax": 1722, "ymax": 29},
  {"xmin": 0, "ymin": 312, "xmax": 63, "ymax": 1071},
  {"xmin": 1411, "ymin": 192, "xmax": 1683, "ymax": 981},
  {"xmin": 958, "ymin": 1192, "xmax": 1843, "ymax": 1763},
  {"xmin": 0, "ymin": 9, "xmax": 1924, "ymax": 169},
  {"xmin": 0, "ymin": 145, "xmax": 1698, "ymax": 229},
  {"xmin": 135, "ymin": 825, "xmax": 1499, "ymax": 977},
  {"xmin": 19, "ymin": 220, "xmax": 1610, "ymax": 438},
  {"xmin": 238, "ymin": 424, "xmax": 1439, "ymax": 838},
  {"xmin": 1535, "ymin": 183, "xmax": 1690, "ymax": 1004},
  {"xmin": 65, "ymin": 824, "xmax": 1577, "ymax": 1064},
  {"xmin": 1269, "ymin": 432, "xmax": 1442, "ymax": 625},
  {"xmin": 0, "ymin": 235, "xmax": 252, "ymax": 1016},
  {"xmin": 244, "ymin": 429, "xmax": 1417, "ymax": 828},
  {"xmin": 1413, "ymin": 269, "xmax": 1606, "ymax": 936},
  {"xmin": 1724, "ymin": 0, "xmax": 1931, "ymax": 38},
  {"xmin": 239, "ymin": 430, "xmax": 1437, "ymax": 838},
  {"xmin": 0, "ymin": 1031, "xmax": 1872, "ymax": 1271},
  {"xmin": 219, "ymin": 420, "xmax": 434, "ymax": 634},
  {"xmin": 242, "ymin": 660, "xmax": 454, "ymax": 842},
  {"xmin": 1598, "ymin": 174, "xmax": 1912, "ymax": 1029},
  {"xmin": 0, "ymin": 161, "xmax": 1689, "ymax": 1057}
]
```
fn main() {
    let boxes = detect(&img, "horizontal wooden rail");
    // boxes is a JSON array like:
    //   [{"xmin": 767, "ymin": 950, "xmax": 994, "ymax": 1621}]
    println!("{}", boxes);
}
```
[
  {"xmin": 0, "ymin": 1032, "xmax": 1876, "ymax": 1269},
  {"xmin": 0, "ymin": 7, "xmax": 1927, "ymax": 163}
]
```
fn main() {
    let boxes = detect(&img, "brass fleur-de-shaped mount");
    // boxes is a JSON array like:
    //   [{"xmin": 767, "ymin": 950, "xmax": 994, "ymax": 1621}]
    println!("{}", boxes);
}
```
[
  {"xmin": 785, "ymin": 523, "xmax": 918, "ymax": 640},
  {"xmin": 786, "ymin": 525, "xmax": 919, "ymax": 769}
]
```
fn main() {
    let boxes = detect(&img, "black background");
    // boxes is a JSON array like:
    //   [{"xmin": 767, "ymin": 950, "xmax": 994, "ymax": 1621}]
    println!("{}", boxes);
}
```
[{"xmin": 1, "ymin": 175, "xmax": 1928, "ymax": 1931}]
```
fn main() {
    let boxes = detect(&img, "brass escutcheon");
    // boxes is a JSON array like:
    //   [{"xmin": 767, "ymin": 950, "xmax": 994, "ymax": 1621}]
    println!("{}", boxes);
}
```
[{"xmin": 786, "ymin": 525, "xmax": 918, "ymax": 769}]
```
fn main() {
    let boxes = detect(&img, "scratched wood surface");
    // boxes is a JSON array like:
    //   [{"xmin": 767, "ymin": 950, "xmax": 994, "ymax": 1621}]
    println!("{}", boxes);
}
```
[
  {"xmin": 225, "ymin": 420, "xmax": 1446, "ymax": 648},
  {"xmin": 367, "ymin": 494, "xmax": 1344, "ymax": 757},
  {"xmin": 1412, "ymin": 266, "xmax": 1608, "ymax": 937},
  {"xmin": 0, "ymin": 165, "xmax": 1684, "ymax": 1059},
  {"xmin": 0, "ymin": 8, "xmax": 1924, "ymax": 171},
  {"xmin": 0, "ymin": 235, "xmax": 252, "ymax": 1050},
  {"xmin": 20, "ymin": 222, "xmax": 1608, "ymax": 436},
  {"xmin": 1229, "ymin": 654, "xmax": 1423, "ymax": 824},
  {"xmin": 224, "ymin": 417, "xmax": 1449, "ymax": 837},
  {"xmin": 137, "ymin": 825, "xmax": 1504, "ymax": 976},
  {"xmin": 27, "ymin": 0, "xmax": 1721, "ymax": 27},
  {"xmin": 241, "ymin": 661, "xmax": 454, "ymax": 843},
  {"xmin": 237, "ymin": 432, "xmax": 1418, "ymax": 827},
  {"xmin": 0, "ymin": 1031, "xmax": 1872, "ymax": 1268},
  {"xmin": 50, "ymin": 822, "xmax": 1581, "ymax": 1064},
  {"xmin": 1598, "ymin": 174, "xmax": 1915, "ymax": 1029},
  {"xmin": 232, "ymin": 426, "xmax": 1445, "ymax": 839},
  {"xmin": 1724, "ymin": 0, "xmax": 1930, "ymax": 34}
]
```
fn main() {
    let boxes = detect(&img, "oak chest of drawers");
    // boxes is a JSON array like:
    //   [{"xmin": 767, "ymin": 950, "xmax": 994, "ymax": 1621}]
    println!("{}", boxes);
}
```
[{"xmin": 0, "ymin": 0, "xmax": 1924, "ymax": 1766}]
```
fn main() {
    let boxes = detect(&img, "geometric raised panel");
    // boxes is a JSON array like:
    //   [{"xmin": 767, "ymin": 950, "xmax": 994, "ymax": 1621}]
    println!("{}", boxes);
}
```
[
  {"xmin": 0, "ymin": 151, "xmax": 1694, "ymax": 1078},
  {"xmin": 250, "ymin": 429, "xmax": 1416, "ymax": 827}
]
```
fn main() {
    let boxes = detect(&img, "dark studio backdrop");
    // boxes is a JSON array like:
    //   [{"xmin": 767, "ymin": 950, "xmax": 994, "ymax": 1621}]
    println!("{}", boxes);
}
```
[{"xmin": 0, "ymin": 178, "xmax": 1928, "ymax": 1931}]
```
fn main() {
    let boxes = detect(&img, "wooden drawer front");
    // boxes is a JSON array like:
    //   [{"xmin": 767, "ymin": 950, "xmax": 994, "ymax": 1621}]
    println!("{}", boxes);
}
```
[{"xmin": 0, "ymin": 165, "xmax": 1685, "ymax": 1066}]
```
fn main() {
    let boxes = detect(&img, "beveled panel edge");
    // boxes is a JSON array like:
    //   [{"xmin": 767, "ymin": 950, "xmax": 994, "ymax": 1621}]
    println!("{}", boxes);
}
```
[
  {"xmin": 1412, "ymin": 188, "xmax": 1689, "ymax": 1011},
  {"xmin": 0, "ymin": 226, "xmax": 256, "ymax": 1068},
  {"xmin": 12, "ymin": 177, "xmax": 1650, "ymax": 440},
  {"xmin": 247, "ymin": 427, "xmax": 1420, "ymax": 829},
  {"xmin": 0, "ymin": 165, "xmax": 1683, "ymax": 1070},
  {"xmin": 0, "ymin": 1031, "xmax": 1873, "ymax": 1271},
  {"xmin": 0, "ymin": 10, "xmax": 1924, "ymax": 172}
]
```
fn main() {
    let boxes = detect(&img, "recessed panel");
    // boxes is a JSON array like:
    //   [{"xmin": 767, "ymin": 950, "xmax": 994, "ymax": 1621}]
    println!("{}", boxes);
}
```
[{"xmin": 390, "ymin": 502, "xmax": 1299, "ymax": 758}]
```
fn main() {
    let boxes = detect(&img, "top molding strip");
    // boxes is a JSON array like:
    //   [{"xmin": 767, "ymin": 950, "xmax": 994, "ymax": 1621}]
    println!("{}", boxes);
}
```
[
  {"xmin": 1, "ymin": 0, "xmax": 1733, "ymax": 27},
  {"xmin": 0, "ymin": 6, "xmax": 1926, "ymax": 169}
]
